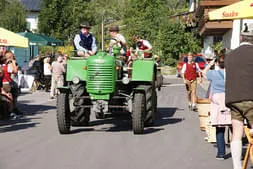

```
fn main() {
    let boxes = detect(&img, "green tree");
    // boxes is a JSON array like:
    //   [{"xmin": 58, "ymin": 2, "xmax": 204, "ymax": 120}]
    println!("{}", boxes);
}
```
[
  {"xmin": 0, "ymin": 0, "xmax": 26, "ymax": 32},
  {"xmin": 59, "ymin": 0, "xmax": 94, "ymax": 40},
  {"xmin": 38, "ymin": 0, "xmax": 201, "ymax": 64},
  {"xmin": 123, "ymin": 0, "xmax": 168, "ymax": 47},
  {"xmin": 122, "ymin": 0, "xmax": 200, "ymax": 66},
  {"xmin": 88, "ymin": 0, "xmax": 130, "ymax": 49},
  {"xmin": 154, "ymin": 21, "xmax": 201, "ymax": 66},
  {"xmin": 166, "ymin": 0, "xmax": 189, "ymax": 15},
  {"xmin": 39, "ymin": 0, "xmax": 68, "ymax": 39}
]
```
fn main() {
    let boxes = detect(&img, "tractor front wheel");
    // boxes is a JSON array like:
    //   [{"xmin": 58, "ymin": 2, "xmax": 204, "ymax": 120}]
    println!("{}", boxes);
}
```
[
  {"xmin": 145, "ymin": 89, "xmax": 157, "ymax": 126},
  {"xmin": 132, "ymin": 93, "xmax": 146, "ymax": 134},
  {"xmin": 57, "ymin": 93, "xmax": 71, "ymax": 134}
]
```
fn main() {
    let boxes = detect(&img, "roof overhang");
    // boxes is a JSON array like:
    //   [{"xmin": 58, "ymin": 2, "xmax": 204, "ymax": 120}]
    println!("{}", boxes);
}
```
[
  {"xmin": 200, "ymin": 0, "xmax": 240, "ymax": 7},
  {"xmin": 199, "ymin": 20, "xmax": 233, "ymax": 36}
]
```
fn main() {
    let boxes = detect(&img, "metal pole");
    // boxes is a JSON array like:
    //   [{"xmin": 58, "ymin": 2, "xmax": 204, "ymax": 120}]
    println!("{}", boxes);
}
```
[{"xmin": 101, "ymin": 15, "xmax": 104, "ymax": 51}]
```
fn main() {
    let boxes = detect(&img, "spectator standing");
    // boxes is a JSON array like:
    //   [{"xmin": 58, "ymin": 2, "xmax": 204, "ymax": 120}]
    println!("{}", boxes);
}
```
[
  {"xmin": 50, "ymin": 55, "xmax": 65, "ymax": 99},
  {"xmin": 62, "ymin": 53, "xmax": 68, "ymax": 67},
  {"xmin": 0, "ymin": 64, "xmax": 10, "ymax": 119},
  {"xmin": 22, "ymin": 60, "xmax": 29, "ymax": 74},
  {"xmin": 28, "ymin": 56, "xmax": 34, "ymax": 68},
  {"xmin": 181, "ymin": 52, "xmax": 202, "ymax": 111},
  {"xmin": 2, "ymin": 51, "xmax": 17, "ymax": 117},
  {"xmin": 10, "ymin": 55, "xmax": 21, "ymax": 115},
  {"xmin": 43, "ymin": 57, "xmax": 52, "ymax": 92},
  {"xmin": 203, "ymin": 54, "xmax": 231, "ymax": 160},
  {"xmin": 74, "ymin": 22, "xmax": 97, "ymax": 57},
  {"xmin": 225, "ymin": 31, "xmax": 253, "ymax": 169},
  {"xmin": 29, "ymin": 56, "xmax": 42, "ymax": 92}
]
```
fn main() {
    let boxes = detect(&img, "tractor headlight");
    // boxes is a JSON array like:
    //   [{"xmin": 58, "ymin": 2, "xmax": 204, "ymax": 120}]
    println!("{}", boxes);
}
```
[
  {"xmin": 122, "ymin": 77, "xmax": 130, "ymax": 84},
  {"xmin": 72, "ymin": 77, "xmax": 80, "ymax": 84}
]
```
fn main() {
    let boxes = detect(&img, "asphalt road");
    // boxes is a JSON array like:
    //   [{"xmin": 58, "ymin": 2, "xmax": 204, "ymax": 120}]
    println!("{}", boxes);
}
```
[{"xmin": 0, "ymin": 76, "xmax": 238, "ymax": 169}]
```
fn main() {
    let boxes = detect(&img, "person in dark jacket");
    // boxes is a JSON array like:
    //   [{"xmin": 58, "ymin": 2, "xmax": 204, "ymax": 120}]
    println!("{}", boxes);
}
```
[
  {"xmin": 73, "ymin": 22, "xmax": 97, "ymax": 57},
  {"xmin": 28, "ymin": 56, "xmax": 42, "ymax": 92},
  {"xmin": 225, "ymin": 31, "xmax": 253, "ymax": 169}
]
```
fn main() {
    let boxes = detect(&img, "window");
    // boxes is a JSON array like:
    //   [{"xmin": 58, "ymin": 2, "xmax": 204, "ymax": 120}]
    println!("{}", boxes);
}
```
[{"xmin": 26, "ymin": 22, "xmax": 31, "ymax": 31}]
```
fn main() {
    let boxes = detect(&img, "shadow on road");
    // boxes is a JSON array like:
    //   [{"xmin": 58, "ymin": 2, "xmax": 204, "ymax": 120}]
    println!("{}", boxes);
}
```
[
  {"xmin": 154, "ymin": 107, "xmax": 184, "ymax": 127},
  {"xmin": 0, "ymin": 117, "xmax": 41, "ymax": 133},
  {"xmin": 17, "ymin": 104, "xmax": 55, "ymax": 116},
  {"xmin": 71, "ymin": 107, "xmax": 183, "ymax": 135},
  {"xmin": 0, "ymin": 103, "xmax": 55, "ymax": 133}
]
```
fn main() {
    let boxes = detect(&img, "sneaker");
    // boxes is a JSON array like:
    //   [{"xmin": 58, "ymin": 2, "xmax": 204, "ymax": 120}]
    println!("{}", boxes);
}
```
[
  {"xmin": 188, "ymin": 104, "xmax": 192, "ymax": 110},
  {"xmin": 49, "ymin": 96, "xmax": 55, "ymax": 101},
  {"xmin": 192, "ymin": 105, "xmax": 198, "ymax": 111},
  {"xmin": 9, "ymin": 112, "xmax": 18, "ymax": 120},
  {"xmin": 216, "ymin": 155, "xmax": 225, "ymax": 160}
]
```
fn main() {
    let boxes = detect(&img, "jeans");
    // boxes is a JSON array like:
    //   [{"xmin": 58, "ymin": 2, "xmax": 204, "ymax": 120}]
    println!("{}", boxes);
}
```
[{"xmin": 216, "ymin": 127, "xmax": 226, "ymax": 156}]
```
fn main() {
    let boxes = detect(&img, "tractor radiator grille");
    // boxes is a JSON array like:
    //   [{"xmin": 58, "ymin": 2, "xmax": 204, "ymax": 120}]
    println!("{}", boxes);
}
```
[{"xmin": 87, "ymin": 64, "xmax": 114, "ymax": 94}]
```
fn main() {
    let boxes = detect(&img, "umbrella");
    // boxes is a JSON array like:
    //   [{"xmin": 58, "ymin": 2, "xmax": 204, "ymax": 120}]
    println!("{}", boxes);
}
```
[
  {"xmin": 0, "ymin": 27, "xmax": 28, "ymax": 48},
  {"xmin": 38, "ymin": 34, "xmax": 63, "ymax": 46},
  {"xmin": 18, "ymin": 32, "xmax": 63, "ymax": 46},
  {"xmin": 209, "ymin": 0, "xmax": 253, "ymax": 20},
  {"xmin": 18, "ymin": 32, "xmax": 48, "ymax": 46}
]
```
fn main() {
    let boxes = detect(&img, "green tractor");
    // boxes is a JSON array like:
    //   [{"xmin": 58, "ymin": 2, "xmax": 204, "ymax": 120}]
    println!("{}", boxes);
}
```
[{"xmin": 56, "ymin": 47, "xmax": 162, "ymax": 134}]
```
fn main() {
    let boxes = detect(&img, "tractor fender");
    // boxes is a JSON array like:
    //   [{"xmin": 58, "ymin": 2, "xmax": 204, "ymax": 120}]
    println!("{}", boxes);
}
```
[
  {"xmin": 134, "ymin": 85, "xmax": 151, "ymax": 94},
  {"xmin": 57, "ymin": 86, "xmax": 71, "ymax": 94},
  {"xmin": 134, "ymin": 87, "xmax": 146, "ymax": 93}
]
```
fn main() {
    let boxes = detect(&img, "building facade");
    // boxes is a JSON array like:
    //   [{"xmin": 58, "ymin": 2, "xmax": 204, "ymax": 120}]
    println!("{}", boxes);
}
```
[
  {"xmin": 195, "ymin": 0, "xmax": 241, "ymax": 56},
  {"xmin": 20, "ymin": 0, "xmax": 42, "ymax": 32}
]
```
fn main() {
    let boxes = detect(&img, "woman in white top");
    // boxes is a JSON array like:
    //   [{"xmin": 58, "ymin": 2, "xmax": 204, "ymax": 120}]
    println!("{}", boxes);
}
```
[{"xmin": 43, "ymin": 57, "xmax": 52, "ymax": 92}]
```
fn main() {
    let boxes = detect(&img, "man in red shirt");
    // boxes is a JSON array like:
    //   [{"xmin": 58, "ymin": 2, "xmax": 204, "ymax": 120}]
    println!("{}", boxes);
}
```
[{"xmin": 181, "ymin": 52, "xmax": 202, "ymax": 111}]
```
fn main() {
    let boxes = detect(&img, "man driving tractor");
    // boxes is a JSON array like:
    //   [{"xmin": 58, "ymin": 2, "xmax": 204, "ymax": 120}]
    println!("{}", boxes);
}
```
[{"xmin": 74, "ymin": 22, "xmax": 98, "ymax": 57}]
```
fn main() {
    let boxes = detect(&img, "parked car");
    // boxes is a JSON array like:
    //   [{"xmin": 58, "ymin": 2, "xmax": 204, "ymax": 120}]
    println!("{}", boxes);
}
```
[{"xmin": 176, "ymin": 53, "xmax": 206, "ymax": 77}]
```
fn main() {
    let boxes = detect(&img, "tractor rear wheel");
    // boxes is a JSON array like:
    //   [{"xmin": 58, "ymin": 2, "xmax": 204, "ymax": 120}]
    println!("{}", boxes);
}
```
[
  {"xmin": 57, "ymin": 93, "xmax": 71, "ymax": 134},
  {"xmin": 132, "ymin": 92, "xmax": 146, "ymax": 134}
]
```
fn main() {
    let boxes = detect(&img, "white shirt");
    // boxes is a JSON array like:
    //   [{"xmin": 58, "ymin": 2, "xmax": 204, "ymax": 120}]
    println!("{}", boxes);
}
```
[
  {"xmin": 44, "ymin": 63, "xmax": 52, "ymax": 75},
  {"xmin": 109, "ymin": 33, "xmax": 126, "ymax": 47},
  {"xmin": 109, "ymin": 33, "xmax": 126, "ymax": 55},
  {"xmin": 181, "ymin": 62, "xmax": 201, "ymax": 74},
  {"xmin": 136, "ymin": 39, "xmax": 152, "ymax": 51}
]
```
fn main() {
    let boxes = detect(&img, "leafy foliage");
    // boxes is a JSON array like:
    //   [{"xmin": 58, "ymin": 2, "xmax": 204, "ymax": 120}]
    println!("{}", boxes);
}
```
[
  {"xmin": 123, "ymin": 0, "xmax": 201, "ymax": 66},
  {"xmin": 211, "ymin": 41, "xmax": 223, "ymax": 53},
  {"xmin": 153, "ymin": 21, "xmax": 201, "ymax": 66},
  {"xmin": 123, "ymin": 0, "xmax": 168, "ymax": 46},
  {"xmin": 166, "ymin": 0, "xmax": 189, "ymax": 15},
  {"xmin": 1, "ymin": 0, "xmax": 201, "ymax": 66},
  {"xmin": 0, "ymin": 0, "xmax": 26, "ymax": 32}
]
